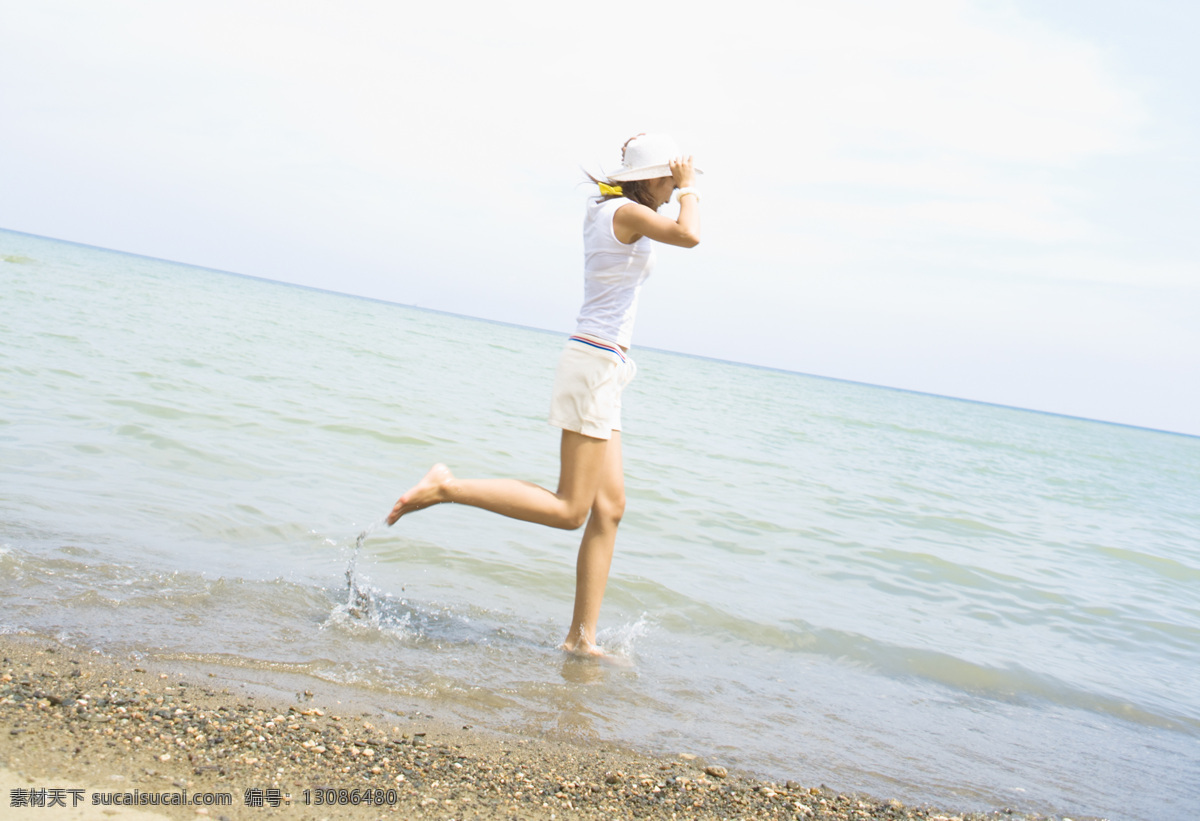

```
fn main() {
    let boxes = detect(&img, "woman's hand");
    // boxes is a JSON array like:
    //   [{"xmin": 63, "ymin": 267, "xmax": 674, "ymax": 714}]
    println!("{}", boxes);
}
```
[{"xmin": 670, "ymin": 156, "xmax": 696, "ymax": 190}]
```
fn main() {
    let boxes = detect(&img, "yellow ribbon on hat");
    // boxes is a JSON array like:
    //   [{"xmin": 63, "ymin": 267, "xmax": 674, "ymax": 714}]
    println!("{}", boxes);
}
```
[{"xmin": 598, "ymin": 182, "xmax": 623, "ymax": 196}]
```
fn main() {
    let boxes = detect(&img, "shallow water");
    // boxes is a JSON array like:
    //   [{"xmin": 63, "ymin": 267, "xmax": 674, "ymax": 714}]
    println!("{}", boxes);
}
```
[{"xmin": 2, "ymin": 228, "xmax": 1198, "ymax": 820}]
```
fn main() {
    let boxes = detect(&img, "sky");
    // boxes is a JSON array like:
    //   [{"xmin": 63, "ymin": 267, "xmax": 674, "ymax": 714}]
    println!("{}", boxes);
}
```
[{"xmin": 2, "ymin": 0, "xmax": 1198, "ymax": 436}]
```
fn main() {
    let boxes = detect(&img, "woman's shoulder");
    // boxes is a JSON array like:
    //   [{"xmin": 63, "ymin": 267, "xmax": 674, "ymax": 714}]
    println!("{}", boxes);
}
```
[
  {"xmin": 586, "ymin": 195, "xmax": 629, "ymax": 222},
  {"xmin": 591, "ymin": 195, "xmax": 646, "ymax": 219},
  {"xmin": 590, "ymin": 194, "xmax": 629, "ymax": 208}
]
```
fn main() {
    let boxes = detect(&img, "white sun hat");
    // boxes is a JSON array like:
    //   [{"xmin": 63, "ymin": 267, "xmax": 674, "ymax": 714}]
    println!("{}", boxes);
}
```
[{"xmin": 606, "ymin": 133, "xmax": 704, "ymax": 182}]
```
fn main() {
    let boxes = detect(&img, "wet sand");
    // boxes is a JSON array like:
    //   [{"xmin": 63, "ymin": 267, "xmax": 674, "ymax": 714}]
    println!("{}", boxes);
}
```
[{"xmin": 1, "ymin": 635, "xmax": 1079, "ymax": 820}]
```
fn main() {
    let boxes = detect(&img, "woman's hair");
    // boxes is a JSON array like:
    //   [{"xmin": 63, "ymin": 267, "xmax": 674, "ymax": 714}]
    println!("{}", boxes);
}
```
[
  {"xmin": 584, "ymin": 172, "xmax": 656, "ymax": 209},
  {"xmin": 583, "ymin": 133, "xmax": 660, "ymax": 209}
]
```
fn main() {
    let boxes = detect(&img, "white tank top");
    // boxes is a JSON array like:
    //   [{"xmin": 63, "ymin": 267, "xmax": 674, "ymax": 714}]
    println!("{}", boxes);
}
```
[{"xmin": 574, "ymin": 197, "xmax": 656, "ymax": 348}]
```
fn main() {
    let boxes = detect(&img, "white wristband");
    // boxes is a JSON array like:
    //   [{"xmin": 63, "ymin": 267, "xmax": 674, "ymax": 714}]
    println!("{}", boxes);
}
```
[{"xmin": 675, "ymin": 187, "xmax": 700, "ymax": 203}]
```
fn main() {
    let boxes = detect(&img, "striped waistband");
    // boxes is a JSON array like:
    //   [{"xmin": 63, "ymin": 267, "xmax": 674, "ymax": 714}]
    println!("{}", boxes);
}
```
[{"xmin": 568, "ymin": 335, "xmax": 627, "ymax": 362}]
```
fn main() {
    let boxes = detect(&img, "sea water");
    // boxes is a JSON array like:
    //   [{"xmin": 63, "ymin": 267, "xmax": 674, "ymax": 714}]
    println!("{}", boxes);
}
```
[{"xmin": 2, "ymin": 228, "xmax": 1198, "ymax": 820}]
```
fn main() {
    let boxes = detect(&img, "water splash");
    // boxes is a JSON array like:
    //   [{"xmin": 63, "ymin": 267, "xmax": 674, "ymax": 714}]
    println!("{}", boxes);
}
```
[
  {"xmin": 345, "ymin": 519, "xmax": 386, "ymax": 619},
  {"xmin": 596, "ymin": 613, "xmax": 652, "ymax": 660}
]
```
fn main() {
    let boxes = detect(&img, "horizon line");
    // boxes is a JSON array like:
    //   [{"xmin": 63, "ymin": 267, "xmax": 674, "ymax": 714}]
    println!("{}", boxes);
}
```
[{"xmin": 4, "ymin": 225, "xmax": 1195, "ymax": 441}]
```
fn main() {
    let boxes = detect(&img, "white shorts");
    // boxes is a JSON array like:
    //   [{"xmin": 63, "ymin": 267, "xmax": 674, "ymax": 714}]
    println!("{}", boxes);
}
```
[{"xmin": 548, "ymin": 335, "xmax": 637, "ymax": 440}]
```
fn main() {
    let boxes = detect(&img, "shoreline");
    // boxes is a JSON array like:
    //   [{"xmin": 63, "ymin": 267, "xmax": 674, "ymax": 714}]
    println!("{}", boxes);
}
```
[{"xmin": 1, "ymin": 634, "xmax": 1085, "ymax": 820}]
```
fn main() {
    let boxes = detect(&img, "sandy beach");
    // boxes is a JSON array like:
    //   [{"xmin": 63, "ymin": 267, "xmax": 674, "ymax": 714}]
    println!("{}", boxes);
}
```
[{"xmin": 0, "ymin": 635, "xmax": 1082, "ymax": 821}]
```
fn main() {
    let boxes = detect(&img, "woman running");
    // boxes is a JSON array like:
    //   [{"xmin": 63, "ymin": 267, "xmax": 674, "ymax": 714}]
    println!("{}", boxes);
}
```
[{"xmin": 387, "ymin": 133, "xmax": 702, "ymax": 655}]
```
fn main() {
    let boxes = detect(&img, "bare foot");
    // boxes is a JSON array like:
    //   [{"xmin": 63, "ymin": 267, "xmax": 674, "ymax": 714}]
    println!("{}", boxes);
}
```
[
  {"xmin": 559, "ymin": 639, "xmax": 633, "ymax": 669},
  {"xmin": 387, "ymin": 463, "xmax": 455, "ymax": 525},
  {"xmin": 559, "ymin": 631, "xmax": 605, "ymax": 657},
  {"xmin": 560, "ymin": 640, "xmax": 604, "ymax": 657}
]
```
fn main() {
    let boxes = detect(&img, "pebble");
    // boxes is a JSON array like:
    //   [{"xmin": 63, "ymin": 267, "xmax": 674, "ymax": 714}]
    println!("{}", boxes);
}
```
[{"xmin": 0, "ymin": 639, "xmax": 1072, "ymax": 821}]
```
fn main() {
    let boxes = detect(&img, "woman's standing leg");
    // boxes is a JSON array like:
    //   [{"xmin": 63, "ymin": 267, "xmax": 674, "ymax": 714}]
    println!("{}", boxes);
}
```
[{"xmin": 561, "ymin": 430, "xmax": 626, "ymax": 655}]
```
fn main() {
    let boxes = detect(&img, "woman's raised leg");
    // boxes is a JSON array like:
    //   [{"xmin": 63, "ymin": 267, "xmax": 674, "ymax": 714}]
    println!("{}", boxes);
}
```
[
  {"xmin": 561, "ymin": 430, "xmax": 625, "ymax": 655},
  {"xmin": 387, "ymin": 430, "xmax": 608, "ymax": 530}
]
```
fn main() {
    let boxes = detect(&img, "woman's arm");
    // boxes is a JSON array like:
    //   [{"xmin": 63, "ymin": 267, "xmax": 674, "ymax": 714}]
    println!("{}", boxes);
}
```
[{"xmin": 613, "ymin": 157, "xmax": 701, "ymax": 248}]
